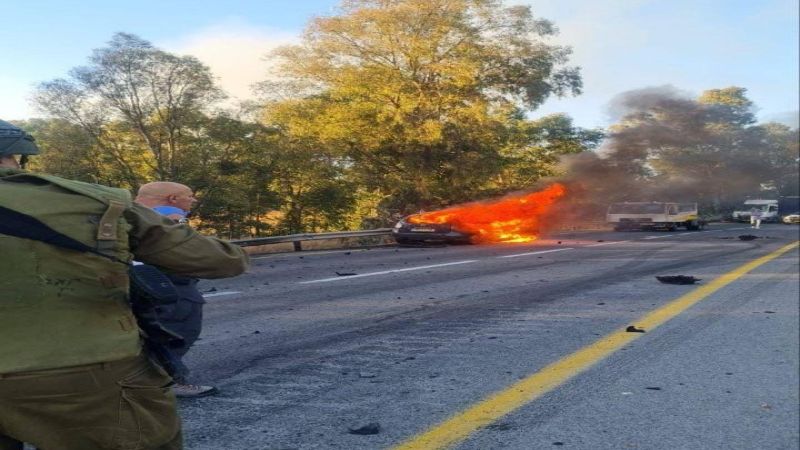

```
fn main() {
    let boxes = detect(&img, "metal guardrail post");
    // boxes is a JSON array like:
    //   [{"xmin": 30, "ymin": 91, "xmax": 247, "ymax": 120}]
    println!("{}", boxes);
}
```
[{"xmin": 293, "ymin": 241, "xmax": 302, "ymax": 251}]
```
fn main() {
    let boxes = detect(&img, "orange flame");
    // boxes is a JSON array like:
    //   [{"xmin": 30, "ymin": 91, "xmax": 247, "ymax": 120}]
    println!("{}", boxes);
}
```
[{"xmin": 408, "ymin": 183, "xmax": 567, "ymax": 243}]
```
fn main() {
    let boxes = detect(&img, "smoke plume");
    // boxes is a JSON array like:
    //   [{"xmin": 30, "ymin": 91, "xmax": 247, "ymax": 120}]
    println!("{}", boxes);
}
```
[{"xmin": 551, "ymin": 85, "xmax": 794, "ymax": 221}]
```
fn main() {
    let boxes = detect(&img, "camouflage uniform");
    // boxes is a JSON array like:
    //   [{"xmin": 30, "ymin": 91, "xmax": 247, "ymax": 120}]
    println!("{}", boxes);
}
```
[{"xmin": 0, "ymin": 121, "xmax": 249, "ymax": 450}]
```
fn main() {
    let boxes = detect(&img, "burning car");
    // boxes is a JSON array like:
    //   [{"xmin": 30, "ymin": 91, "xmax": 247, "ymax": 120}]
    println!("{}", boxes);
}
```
[
  {"xmin": 392, "ymin": 215, "xmax": 473, "ymax": 244},
  {"xmin": 392, "ymin": 183, "xmax": 567, "ymax": 245}
]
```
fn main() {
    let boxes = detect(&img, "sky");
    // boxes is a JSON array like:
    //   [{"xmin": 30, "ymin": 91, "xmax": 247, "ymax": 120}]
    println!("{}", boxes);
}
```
[{"xmin": 2, "ymin": 0, "xmax": 798, "ymax": 129}]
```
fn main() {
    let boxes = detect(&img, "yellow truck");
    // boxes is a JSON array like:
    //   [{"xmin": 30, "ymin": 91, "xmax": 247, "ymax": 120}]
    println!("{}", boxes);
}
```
[{"xmin": 607, "ymin": 202, "xmax": 705, "ymax": 231}]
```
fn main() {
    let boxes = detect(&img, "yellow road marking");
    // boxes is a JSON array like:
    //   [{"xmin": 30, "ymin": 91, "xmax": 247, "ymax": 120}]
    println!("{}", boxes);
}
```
[{"xmin": 393, "ymin": 241, "xmax": 799, "ymax": 450}]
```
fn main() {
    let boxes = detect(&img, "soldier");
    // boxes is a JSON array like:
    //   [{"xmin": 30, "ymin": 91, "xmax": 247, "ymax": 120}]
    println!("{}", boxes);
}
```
[
  {"xmin": 0, "ymin": 119, "xmax": 250, "ymax": 449},
  {"xmin": 135, "ymin": 181, "xmax": 218, "ymax": 398}
]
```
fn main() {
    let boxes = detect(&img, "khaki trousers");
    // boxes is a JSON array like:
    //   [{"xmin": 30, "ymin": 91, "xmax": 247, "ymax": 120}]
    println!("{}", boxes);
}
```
[{"xmin": 0, "ymin": 354, "xmax": 181, "ymax": 450}]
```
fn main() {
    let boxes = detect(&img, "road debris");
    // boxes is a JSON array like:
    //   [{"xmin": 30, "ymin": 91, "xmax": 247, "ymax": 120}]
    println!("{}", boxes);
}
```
[
  {"xmin": 738, "ymin": 234, "xmax": 758, "ymax": 241},
  {"xmin": 645, "ymin": 386, "xmax": 662, "ymax": 390},
  {"xmin": 626, "ymin": 325, "xmax": 645, "ymax": 333},
  {"xmin": 335, "ymin": 271, "xmax": 357, "ymax": 276},
  {"xmin": 486, "ymin": 422, "xmax": 513, "ymax": 431},
  {"xmin": 358, "ymin": 371, "xmax": 377, "ymax": 378},
  {"xmin": 348, "ymin": 423, "xmax": 381, "ymax": 435},
  {"xmin": 656, "ymin": 275, "xmax": 701, "ymax": 285}
]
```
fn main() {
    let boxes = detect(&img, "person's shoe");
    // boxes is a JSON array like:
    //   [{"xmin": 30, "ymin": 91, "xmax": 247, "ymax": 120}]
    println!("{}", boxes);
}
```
[{"xmin": 172, "ymin": 383, "xmax": 218, "ymax": 398}]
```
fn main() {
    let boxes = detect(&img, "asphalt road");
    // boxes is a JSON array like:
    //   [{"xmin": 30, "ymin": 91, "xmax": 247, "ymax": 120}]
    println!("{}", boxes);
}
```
[{"xmin": 179, "ymin": 223, "xmax": 799, "ymax": 450}]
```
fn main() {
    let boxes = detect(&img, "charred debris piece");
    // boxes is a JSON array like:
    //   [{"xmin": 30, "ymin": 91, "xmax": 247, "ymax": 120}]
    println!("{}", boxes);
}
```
[
  {"xmin": 335, "ymin": 271, "xmax": 357, "ymax": 276},
  {"xmin": 656, "ymin": 275, "xmax": 701, "ymax": 285},
  {"xmin": 626, "ymin": 325, "xmax": 646, "ymax": 333},
  {"xmin": 348, "ymin": 423, "xmax": 381, "ymax": 435}
]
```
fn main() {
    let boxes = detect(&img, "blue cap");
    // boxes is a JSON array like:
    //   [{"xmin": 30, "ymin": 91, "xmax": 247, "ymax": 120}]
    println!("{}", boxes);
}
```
[{"xmin": 152, "ymin": 205, "xmax": 187, "ymax": 217}]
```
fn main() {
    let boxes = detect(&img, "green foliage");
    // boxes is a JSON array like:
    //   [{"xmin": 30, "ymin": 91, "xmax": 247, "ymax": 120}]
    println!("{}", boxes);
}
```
[
  {"xmin": 28, "ymin": 34, "xmax": 282, "ymax": 237},
  {"xmin": 697, "ymin": 86, "xmax": 756, "ymax": 126},
  {"xmin": 22, "ymin": 3, "xmax": 602, "ymax": 236},
  {"xmin": 495, "ymin": 113, "xmax": 603, "ymax": 191},
  {"xmin": 267, "ymin": 134, "xmax": 357, "ymax": 234},
  {"xmin": 262, "ymin": 0, "xmax": 588, "ymax": 219},
  {"xmin": 33, "ymin": 33, "xmax": 224, "ymax": 183}
]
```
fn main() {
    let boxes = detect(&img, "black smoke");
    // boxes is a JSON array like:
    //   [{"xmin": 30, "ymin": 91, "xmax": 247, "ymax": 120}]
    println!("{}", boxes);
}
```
[{"xmin": 549, "ymin": 85, "xmax": 799, "ymax": 222}]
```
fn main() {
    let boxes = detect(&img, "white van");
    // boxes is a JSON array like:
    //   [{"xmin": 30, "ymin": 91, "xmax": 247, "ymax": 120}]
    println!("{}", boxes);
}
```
[{"xmin": 731, "ymin": 199, "xmax": 779, "ymax": 223}]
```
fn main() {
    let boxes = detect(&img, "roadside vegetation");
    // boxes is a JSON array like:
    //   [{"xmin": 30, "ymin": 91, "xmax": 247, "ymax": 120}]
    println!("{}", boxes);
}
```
[{"xmin": 15, "ymin": 0, "xmax": 798, "ymax": 237}]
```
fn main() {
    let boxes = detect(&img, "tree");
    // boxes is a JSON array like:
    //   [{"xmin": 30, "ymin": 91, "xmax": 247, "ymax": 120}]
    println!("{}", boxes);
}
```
[
  {"xmin": 494, "ymin": 113, "xmax": 603, "ymax": 191},
  {"xmin": 12, "ymin": 118, "xmax": 109, "ymax": 184},
  {"xmin": 262, "ymin": 0, "xmax": 584, "ymax": 218},
  {"xmin": 28, "ymin": 33, "xmax": 286, "ymax": 237},
  {"xmin": 697, "ymin": 86, "xmax": 756, "ymax": 127},
  {"xmin": 33, "ymin": 33, "xmax": 223, "ymax": 184}
]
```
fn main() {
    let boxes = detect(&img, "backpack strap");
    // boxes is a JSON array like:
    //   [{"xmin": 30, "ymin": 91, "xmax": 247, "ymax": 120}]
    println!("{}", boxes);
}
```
[
  {"xmin": 97, "ymin": 199, "xmax": 127, "ymax": 250},
  {"xmin": 0, "ymin": 204, "xmax": 123, "ymax": 264},
  {"xmin": 2, "ymin": 172, "xmax": 132, "ymax": 259}
]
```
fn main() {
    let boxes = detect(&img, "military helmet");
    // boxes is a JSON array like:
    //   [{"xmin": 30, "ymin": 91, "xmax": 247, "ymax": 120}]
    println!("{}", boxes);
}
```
[{"xmin": 0, "ymin": 119, "xmax": 40, "ymax": 157}]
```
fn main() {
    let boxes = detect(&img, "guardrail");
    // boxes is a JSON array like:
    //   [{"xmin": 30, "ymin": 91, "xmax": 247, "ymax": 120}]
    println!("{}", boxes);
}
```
[
  {"xmin": 232, "ymin": 228, "xmax": 393, "ymax": 251},
  {"xmin": 230, "ymin": 222, "xmax": 618, "ymax": 252}
]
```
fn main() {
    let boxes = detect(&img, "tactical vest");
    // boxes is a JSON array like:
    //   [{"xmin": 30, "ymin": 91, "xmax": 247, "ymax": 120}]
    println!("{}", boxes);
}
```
[{"xmin": 0, "ymin": 170, "xmax": 141, "ymax": 373}]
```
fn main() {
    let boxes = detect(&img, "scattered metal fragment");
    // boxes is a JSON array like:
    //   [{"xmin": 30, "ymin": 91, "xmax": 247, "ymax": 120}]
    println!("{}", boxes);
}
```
[
  {"xmin": 597, "ymin": 239, "xmax": 605, "ymax": 242},
  {"xmin": 645, "ymin": 387, "xmax": 662, "ymax": 390},
  {"xmin": 335, "ymin": 271, "xmax": 357, "ymax": 276},
  {"xmin": 358, "ymin": 371, "xmax": 376, "ymax": 378},
  {"xmin": 348, "ymin": 423, "xmax": 381, "ymax": 435},
  {"xmin": 764, "ymin": 310, "xmax": 776, "ymax": 314},
  {"xmin": 656, "ymin": 275, "xmax": 701, "ymax": 285},
  {"xmin": 486, "ymin": 422, "xmax": 513, "ymax": 431},
  {"xmin": 626, "ymin": 325, "xmax": 645, "ymax": 333}
]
